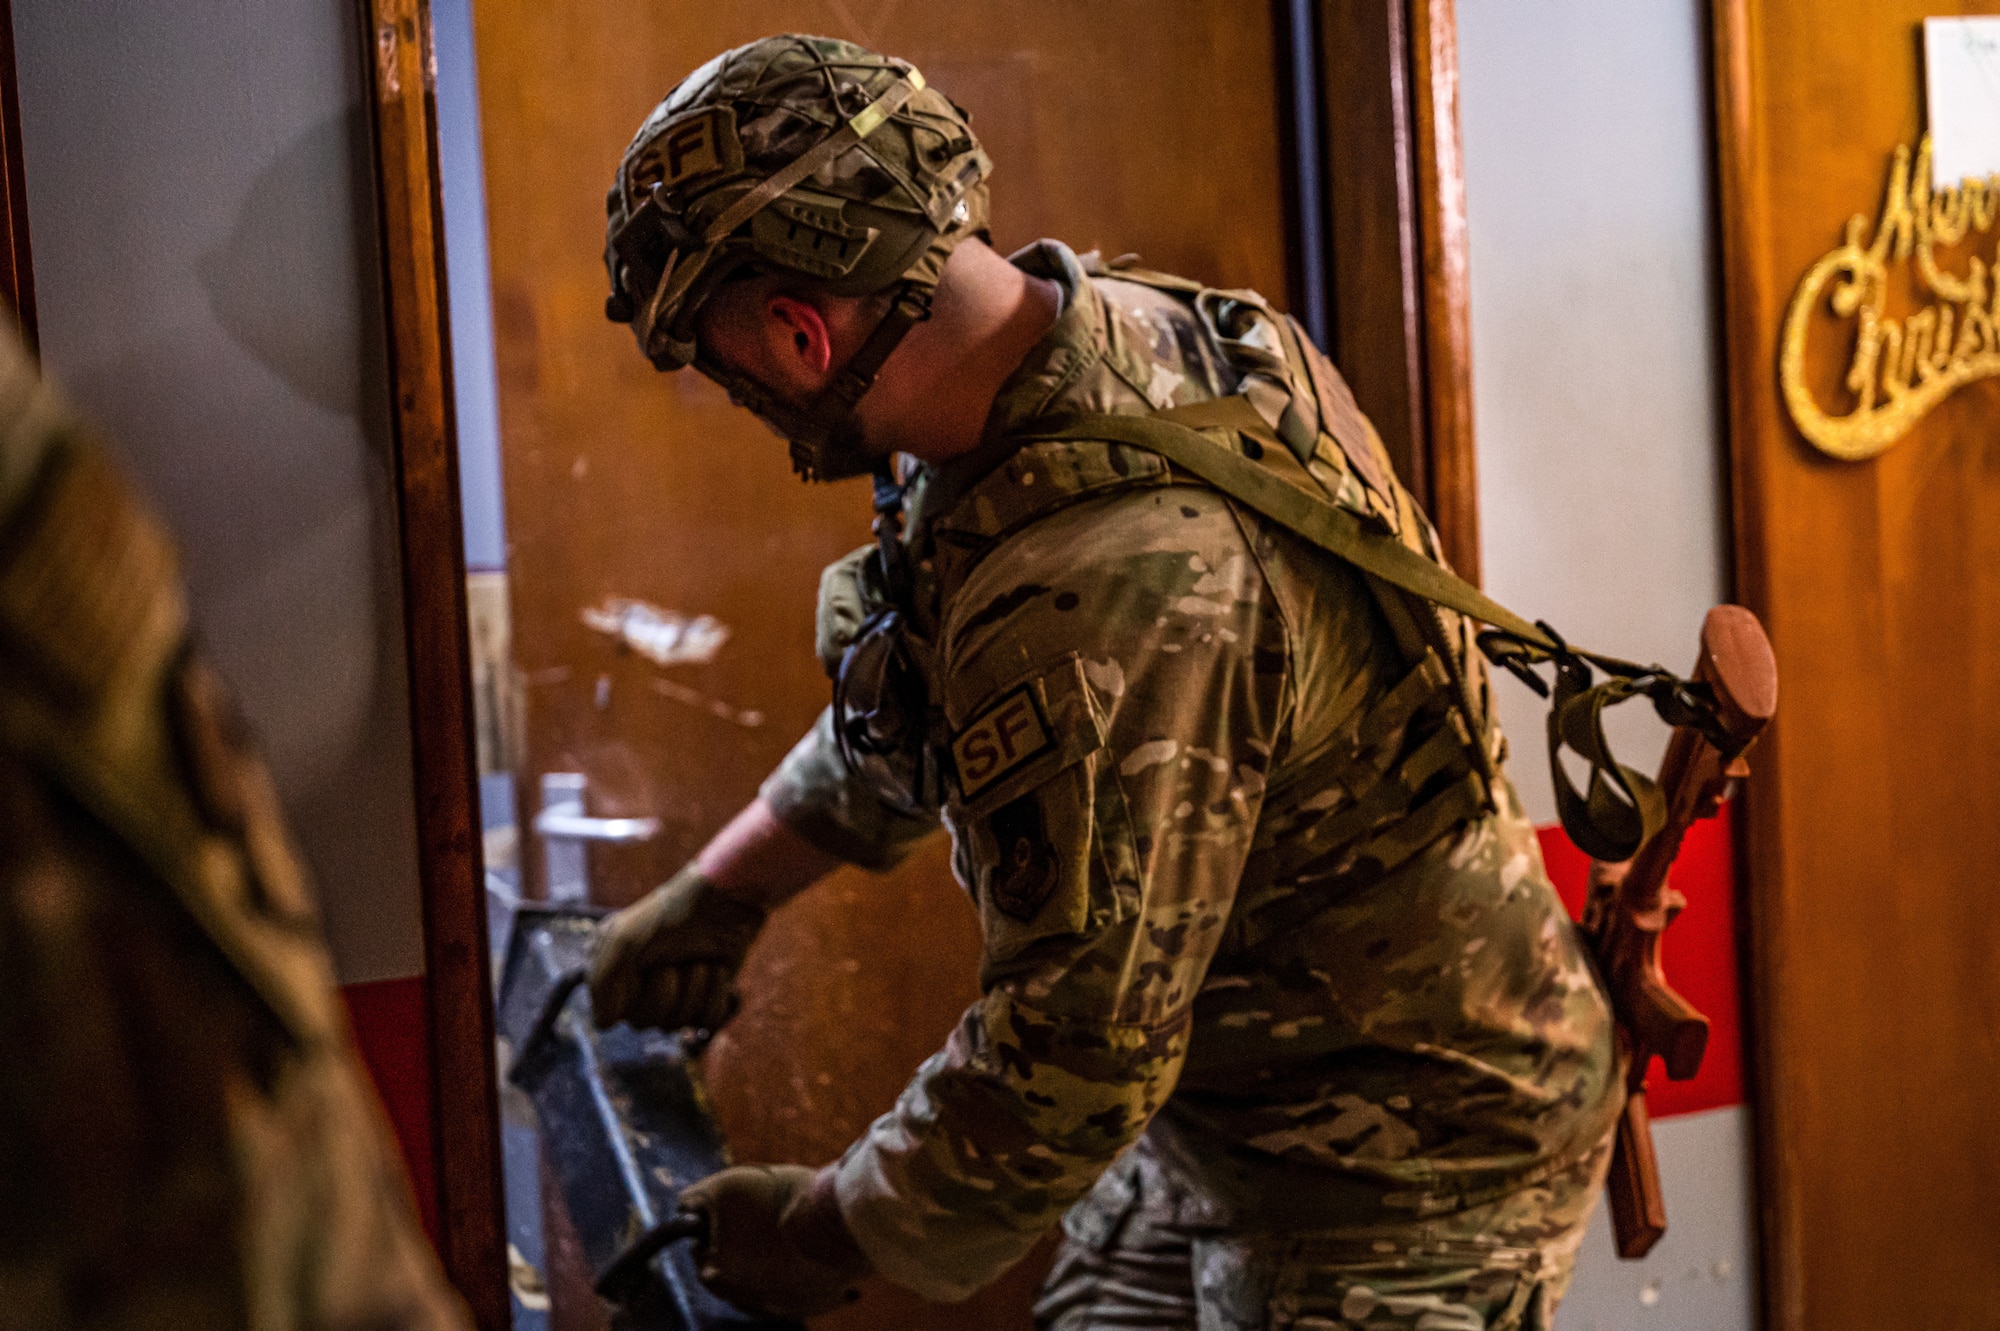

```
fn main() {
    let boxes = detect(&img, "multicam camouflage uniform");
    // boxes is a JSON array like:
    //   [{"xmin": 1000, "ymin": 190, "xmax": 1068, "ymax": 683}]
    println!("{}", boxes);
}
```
[
  {"xmin": 0, "ymin": 329, "xmax": 469, "ymax": 1331},
  {"xmin": 765, "ymin": 242, "xmax": 1623, "ymax": 1327}
]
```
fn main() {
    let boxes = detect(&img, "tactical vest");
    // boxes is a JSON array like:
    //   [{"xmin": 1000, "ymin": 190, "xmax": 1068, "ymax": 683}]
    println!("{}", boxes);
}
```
[
  {"xmin": 839, "ymin": 261, "xmax": 1713, "ymax": 891},
  {"xmin": 901, "ymin": 264, "xmax": 1504, "ymax": 909}
]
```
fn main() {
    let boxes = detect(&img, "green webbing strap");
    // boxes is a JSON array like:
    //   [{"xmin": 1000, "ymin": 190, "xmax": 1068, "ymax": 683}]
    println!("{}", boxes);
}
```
[
  {"xmin": 1028, "ymin": 402, "xmax": 1551, "ymax": 644},
  {"xmin": 1546, "ymin": 663, "xmax": 1667, "ymax": 864},
  {"xmin": 1021, "ymin": 403, "xmax": 1727, "ymax": 863}
]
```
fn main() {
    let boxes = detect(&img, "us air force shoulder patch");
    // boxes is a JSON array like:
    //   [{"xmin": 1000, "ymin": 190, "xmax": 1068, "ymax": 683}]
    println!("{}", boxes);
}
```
[
  {"xmin": 952, "ymin": 685, "xmax": 1054, "ymax": 800},
  {"xmin": 987, "ymin": 796, "xmax": 1058, "ymax": 921},
  {"xmin": 950, "ymin": 658, "xmax": 1114, "ymax": 950}
]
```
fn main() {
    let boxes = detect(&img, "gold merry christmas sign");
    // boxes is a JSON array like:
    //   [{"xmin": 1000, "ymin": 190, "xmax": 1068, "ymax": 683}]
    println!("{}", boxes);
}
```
[{"xmin": 1782, "ymin": 136, "xmax": 2000, "ymax": 461}]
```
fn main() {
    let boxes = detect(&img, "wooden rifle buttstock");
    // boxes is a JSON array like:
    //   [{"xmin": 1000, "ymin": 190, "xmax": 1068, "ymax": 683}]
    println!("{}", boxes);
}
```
[
  {"xmin": 1608, "ymin": 1089, "xmax": 1670, "ymax": 1259},
  {"xmin": 1591, "ymin": 605, "xmax": 1776, "ymax": 1260},
  {"xmin": 1632, "ymin": 971, "xmax": 1710, "ymax": 1082}
]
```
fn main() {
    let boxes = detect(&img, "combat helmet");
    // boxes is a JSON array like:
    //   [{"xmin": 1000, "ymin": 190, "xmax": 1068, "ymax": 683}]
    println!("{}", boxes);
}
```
[{"xmin": 604, "ymin": 35, "xmax": 992, "ymax": 480}]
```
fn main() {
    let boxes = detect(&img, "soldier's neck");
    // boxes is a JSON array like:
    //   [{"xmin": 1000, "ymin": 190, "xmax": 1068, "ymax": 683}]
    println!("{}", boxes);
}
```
[{"xmin": 858, "ymin": 240, "xmax": 1061, "ymax": 466}]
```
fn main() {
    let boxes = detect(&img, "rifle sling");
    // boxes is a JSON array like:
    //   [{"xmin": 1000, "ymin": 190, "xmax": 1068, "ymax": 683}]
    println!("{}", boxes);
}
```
[
  {"xmin": 1022, "ymin": 403, "xmax": 1557, "ymax": 650},
  {"xmin": 1019, "ymin": 401, "xmax": 1685, "ymax": 863}
]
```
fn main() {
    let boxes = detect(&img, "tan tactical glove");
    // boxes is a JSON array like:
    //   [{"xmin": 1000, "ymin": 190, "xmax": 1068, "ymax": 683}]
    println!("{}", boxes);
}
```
[
  {"xmin": 588, "ymin": 864, "xmax": 767, "ymax": 1032},
  {"xmin": 679, "ymin": 1164, "xmax": 868, "ymax": 1318}
]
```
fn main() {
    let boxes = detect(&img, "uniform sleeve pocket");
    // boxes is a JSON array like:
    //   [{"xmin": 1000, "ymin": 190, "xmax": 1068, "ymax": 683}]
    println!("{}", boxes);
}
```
[
  {"xmin": 948, "ymin": 656, "xmax": 1138, "ymax": 962},
  {"xmin": 950, "ymin": 654, "xmax": 1107, "ymax": 820}
]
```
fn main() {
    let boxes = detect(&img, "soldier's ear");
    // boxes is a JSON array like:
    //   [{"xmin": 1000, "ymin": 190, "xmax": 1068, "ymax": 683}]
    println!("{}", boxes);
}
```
[{"xmin": 767, "ymin": 294, "xmax": 833, "ymax": 383}]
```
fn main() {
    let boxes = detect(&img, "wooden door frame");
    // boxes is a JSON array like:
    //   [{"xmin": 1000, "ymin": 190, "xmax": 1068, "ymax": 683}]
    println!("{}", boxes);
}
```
[
  {"xmin": 1705, "ymin": 2, "xmax": 1799, "ymax": 1325},
  {"xmin": 1282, "ymin": 0, "xmax": 1482, "ymax": 582},
  {"xmin": 365, "ymin": 2, "xmax": 1485, "ymax": 1322},
  {"xmin": 0, "ymin": 0, "xmax": 33, "ymax": 348},
  {"xmin": 1708, "ymin": 3, "xmax": 2000, "ymax": 1325},
  {"xmin": 357, "ymin": 1, "xmax": 508, "ymax": 1325}
]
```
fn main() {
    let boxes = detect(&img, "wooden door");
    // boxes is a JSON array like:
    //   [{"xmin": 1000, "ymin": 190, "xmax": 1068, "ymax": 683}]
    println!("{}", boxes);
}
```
[
  {"xmin": 471, "ymin": 6, "xmax": 1291, "ymax": 1326},
  {"xmin": 1712, "ymin": 3, "xmax": 2000, "ymax": 1327}
]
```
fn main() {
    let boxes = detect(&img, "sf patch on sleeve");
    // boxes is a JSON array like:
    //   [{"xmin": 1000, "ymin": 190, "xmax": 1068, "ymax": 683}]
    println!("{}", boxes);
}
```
[
  {"xmin": 952, "ymin": 686, "xmax": 1054, "ymax": 801},
  {"xmin": 945, "ymin": 656, "xmax": 1135, "ymax": 960}
]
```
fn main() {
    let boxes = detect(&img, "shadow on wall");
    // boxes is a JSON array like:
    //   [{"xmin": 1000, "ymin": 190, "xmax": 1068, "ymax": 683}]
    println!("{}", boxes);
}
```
[
  {"xmin": 183, "ymin": 102, "xmax": 428, "ymax": 979},
  {"xmin": 149, "ymin": 101, "xmax": 410, "ymax": 804},
  {"xmin": 196, "ymin": 106, "xmax": 387, "ymax": 421},
  {"xmin": 48, "ymin": 98, "xmax": 428, "ymax": 980}
]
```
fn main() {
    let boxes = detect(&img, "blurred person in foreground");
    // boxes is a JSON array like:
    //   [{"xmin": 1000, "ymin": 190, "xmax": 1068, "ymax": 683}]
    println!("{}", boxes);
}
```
[{"xmin": 0, "ymin": 322, "xmax": 470, "ymax": 1331}]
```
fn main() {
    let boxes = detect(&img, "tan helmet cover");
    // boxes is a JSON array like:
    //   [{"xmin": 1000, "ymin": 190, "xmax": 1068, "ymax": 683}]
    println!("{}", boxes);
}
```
[{"xmin": 604, "ymin": 36, "xmax": 990, "ymax": 477}]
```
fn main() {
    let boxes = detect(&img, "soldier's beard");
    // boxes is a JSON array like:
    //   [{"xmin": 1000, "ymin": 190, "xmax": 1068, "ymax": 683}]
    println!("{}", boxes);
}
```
[
  {"xmin": 695, "ymin": 355, "xmax": 883, "ymax": 482},
  {"xmin": 785, "ymin": 412, "xmax": 879, "ymax": 482}
]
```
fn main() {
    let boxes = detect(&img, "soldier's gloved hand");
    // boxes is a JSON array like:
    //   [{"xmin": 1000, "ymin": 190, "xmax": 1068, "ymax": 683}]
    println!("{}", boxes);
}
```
[
  {"xmin": 588, "ymin": 864, "xmax": 767, "ymax": 1032},
  {"xmin": 679, "ymin": 1164, "xmax": 869, "ymax": 1318}
]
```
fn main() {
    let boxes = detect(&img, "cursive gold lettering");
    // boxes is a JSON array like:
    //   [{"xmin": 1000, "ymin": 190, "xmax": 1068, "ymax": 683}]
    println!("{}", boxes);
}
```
[{"xmin": 1781, "ymin": 137, "xmax": 2000, "ymax": 460}]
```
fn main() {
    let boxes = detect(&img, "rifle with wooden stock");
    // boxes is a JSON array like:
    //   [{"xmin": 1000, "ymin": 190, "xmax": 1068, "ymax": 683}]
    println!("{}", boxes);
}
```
[
  {"xmin": 1576, "ymin": 605, "xmax": 1777, "ymax": 1258},
  {"xmin": 1090, "ymin": 402, "xmax": 1781, "ymax": 1259}
]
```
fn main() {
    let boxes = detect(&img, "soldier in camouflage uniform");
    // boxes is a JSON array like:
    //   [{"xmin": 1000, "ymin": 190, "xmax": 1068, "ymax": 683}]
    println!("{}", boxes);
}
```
[
  {"xmin": 0, "ymin": 325, "xmax": 470, "ymax": 1331},
  {"xmin": 589, "ymin": 35, "xmax": 1621, "ymax": 1328}
]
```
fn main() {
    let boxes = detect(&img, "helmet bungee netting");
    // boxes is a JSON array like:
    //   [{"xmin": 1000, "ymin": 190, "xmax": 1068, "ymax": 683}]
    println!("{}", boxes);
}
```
[{"xmin": 604, "ymin": 35, "xmax": 991, "ymax": 479}]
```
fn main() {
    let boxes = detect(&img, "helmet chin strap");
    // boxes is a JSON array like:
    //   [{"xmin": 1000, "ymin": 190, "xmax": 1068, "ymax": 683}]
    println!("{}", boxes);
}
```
[
  {"xmin": 789, "ymin": 283, "xmax": 933, "ymax": 481},
  {"xmin": 695, "ymin": 279, "xmax": 935, "ymax": 482}
]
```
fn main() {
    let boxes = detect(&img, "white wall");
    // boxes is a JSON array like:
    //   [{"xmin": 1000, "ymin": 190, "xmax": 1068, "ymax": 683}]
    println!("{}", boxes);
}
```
[
  {"xmin": 1456, "ymin": 3, "xmax": 1754, "ymax": 1328},
  {"xmin": 434, "ymin": 0, "xmax": 508, "ymax": 576},
  {"xmin": 13, "ymin": 0, "xmax": 426, "ymax": 984},
  {"xmin": 1460, "ymin": 0, "xmax": 1730, "ymax": 822}
]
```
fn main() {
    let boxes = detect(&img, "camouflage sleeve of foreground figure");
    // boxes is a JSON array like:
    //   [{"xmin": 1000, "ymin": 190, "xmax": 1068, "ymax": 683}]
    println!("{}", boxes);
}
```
[
  {"xmin": 826, "ymin": 483, "xmax": 1376, "ymax": 1301},
  {"xmin": 0, "ymin": 330, "xmax": 469, "ymax": 1331}
]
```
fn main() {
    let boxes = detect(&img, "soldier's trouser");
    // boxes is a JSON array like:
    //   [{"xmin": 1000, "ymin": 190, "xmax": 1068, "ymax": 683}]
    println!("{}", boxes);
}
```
[{"xmin": 1033, "ymin": 1137, "xmax": 1609, "ymax": 1331}]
